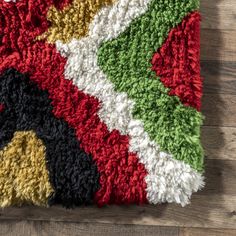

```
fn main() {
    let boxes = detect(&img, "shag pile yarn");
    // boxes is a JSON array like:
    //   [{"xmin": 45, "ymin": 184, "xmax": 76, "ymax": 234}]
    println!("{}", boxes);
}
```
[{"xmin": 0, "ymin": 0, "xmax": 204, "ymax": 208}]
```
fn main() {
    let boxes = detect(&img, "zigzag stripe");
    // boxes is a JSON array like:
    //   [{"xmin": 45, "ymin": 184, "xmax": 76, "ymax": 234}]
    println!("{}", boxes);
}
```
[
  {"xmin": 56, "ymin": 0, "xmax": 204, "ymax": 206},
  {"xmin": 97, "ymin": 0, "xmax": 203, "ymax": 172}
]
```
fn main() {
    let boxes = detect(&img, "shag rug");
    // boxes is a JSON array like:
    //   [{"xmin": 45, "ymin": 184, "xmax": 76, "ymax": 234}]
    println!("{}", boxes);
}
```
[{"xmin": 0, "ymin": 0, "xmax": 204, "ymax": 208}]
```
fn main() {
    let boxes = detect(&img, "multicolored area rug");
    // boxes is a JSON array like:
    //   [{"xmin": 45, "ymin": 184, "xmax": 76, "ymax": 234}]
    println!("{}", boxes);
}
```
[{"xmin": 0, "ymin": 0, "xmax": 204, "ymax": 208}]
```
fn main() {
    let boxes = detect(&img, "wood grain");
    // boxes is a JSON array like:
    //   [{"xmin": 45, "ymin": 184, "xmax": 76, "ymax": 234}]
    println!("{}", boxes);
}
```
[
  {"xmin": 202, "ymin": 126, "xmax": 236, "ymax": 160},
  {"xmin": 0, "ymin": 193, "xmax": 236, "ymax": 229},
  {"xmin": 0, "ymin": 221, "xmax": 179, "ymax": 236},
  {"xmin": 201, "ymin": 0, "xmax": 236, "ymax": 30},
  {"xmin": 202, "ymin": 93, "xmax": 236, "ymax": 127},
  {"xmin": 201, "ymin": 61, "xmax": 236, "ymax": 95},
  {"xmin": 180, "ymin": 227, "xmax": 236, "ymax": 236},
  {"xmin": 201, "ymin": 29, "xmax": 236, "ymax": 62},
  {"xmin": 202, "ymin": 159, "xmax": 236, "ymax": 195}
]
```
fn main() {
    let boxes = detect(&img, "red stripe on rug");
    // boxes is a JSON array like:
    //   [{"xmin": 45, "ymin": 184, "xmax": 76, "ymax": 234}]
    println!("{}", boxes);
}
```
[{"xmin": 151, "ymin": 11, "xmax": 202, "ymax": 111}]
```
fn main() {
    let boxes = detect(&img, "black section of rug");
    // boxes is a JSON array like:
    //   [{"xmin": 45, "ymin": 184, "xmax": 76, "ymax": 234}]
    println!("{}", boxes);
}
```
[{"xmin": 0, "ymin": 68, "xmax": 100, "ymax": 207}]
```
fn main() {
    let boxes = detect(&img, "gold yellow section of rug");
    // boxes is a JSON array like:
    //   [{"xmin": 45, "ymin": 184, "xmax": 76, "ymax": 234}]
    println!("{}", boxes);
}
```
[
  {"xmin": 38, "ymin": 0, "xmax": 116, "ymax": 43},
  {"xmin": 0, "ymin": 131, "xmax": 53, "ymax": 207}
]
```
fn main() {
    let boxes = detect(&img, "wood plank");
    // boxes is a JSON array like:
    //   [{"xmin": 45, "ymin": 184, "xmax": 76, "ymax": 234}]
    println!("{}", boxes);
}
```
[
  {"xmin": 202, "ymin": 93, "xmax": 236, "ymax": 127},
  {"xmin": 202, "ymin": 160, "xmax": 236, "ymax": 195},
  {"xmin": 201, "ymin": 29, "xmax": 236, "ymax": 61},
  {"xmin": 0, "ymin": 221, "xmax": 179, "ymax": 236},
  {"xmin": 0, "ymin": 194, "xmax": 235, "ymax": 229},
  {"xmin": 180, "ymin": 227, "xmax": 236, "ymax": 236},
  {"xmin": 202, "ymin": 126, "xmax": 236, "ymax": 161},
  {"xmin": 201, "ymin": 0, "xmax": 236, "ymax": 30},
  {"xmin": 201, "ymin": 61, "xmax": 236, "ymax": 95}
]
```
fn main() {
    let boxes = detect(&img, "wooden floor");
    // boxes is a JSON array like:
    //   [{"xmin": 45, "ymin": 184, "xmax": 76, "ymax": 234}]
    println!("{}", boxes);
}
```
[{"xmin": 1, "ymin": 0, "xmax": 236, "ymax": 235}]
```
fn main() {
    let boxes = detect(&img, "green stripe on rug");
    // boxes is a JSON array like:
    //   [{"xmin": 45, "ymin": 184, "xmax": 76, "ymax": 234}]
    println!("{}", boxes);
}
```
[{"xmin": 98, "ymin": 0, "xmax": 203, "ymax": 172}]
